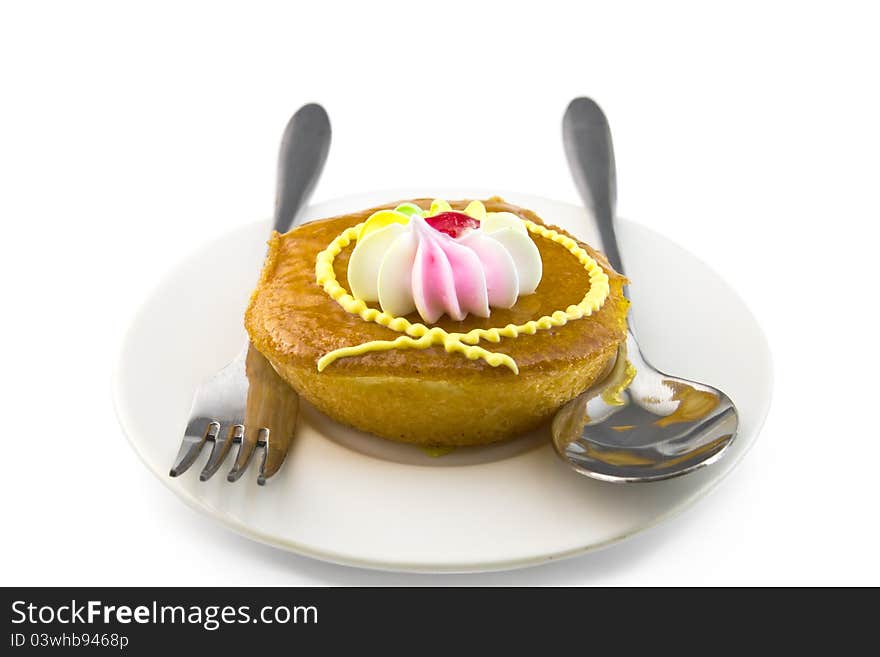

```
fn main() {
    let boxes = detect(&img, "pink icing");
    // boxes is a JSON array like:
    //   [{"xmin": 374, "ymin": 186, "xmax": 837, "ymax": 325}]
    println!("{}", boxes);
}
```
[
  {"xmin": 459, "ymin": 231, "xmax": 519, "ymax": 308},
  {"xmin": 411, "ymin": 218, "xmax": 490, "ymax": 322}
]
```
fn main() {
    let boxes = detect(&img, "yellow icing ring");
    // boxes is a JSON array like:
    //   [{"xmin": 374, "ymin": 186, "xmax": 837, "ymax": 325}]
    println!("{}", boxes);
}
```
[{"xmin": 314, "ymin": 219, "xmax": 611, "ymax": 374}]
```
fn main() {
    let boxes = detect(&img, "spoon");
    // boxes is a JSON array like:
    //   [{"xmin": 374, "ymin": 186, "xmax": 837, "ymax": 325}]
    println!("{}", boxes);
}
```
[{"xmin": 552, "ymin": 97, "xmax": 739, "ymax": 483}]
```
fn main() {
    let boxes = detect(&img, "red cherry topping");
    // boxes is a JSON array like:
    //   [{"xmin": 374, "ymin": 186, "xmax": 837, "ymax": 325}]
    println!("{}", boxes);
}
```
[{"xmin": 425, "ymin": 211, "xmax": 480, "ymax": 238}]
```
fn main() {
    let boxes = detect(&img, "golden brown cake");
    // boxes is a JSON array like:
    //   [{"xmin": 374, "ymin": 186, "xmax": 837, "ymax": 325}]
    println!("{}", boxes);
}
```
[{"xmin": 245, "ymin": 197, "xmax": 629, "ymax": 446}]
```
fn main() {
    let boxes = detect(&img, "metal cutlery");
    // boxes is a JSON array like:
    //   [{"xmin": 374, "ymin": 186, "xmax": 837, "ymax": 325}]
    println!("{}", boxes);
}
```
[
  {"xmin": 169, "ymin": 103, "xmax": 331, "ymax": 484},
  {"xmin": 553, "ymin": 97, "xmax": 739, "ymax": 482}
]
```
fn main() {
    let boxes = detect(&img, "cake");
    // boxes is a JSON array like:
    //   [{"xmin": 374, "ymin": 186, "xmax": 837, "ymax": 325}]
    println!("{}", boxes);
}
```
[{"xmin": 245, "ymin": 197, "xmax": 629, "ymax": 446}]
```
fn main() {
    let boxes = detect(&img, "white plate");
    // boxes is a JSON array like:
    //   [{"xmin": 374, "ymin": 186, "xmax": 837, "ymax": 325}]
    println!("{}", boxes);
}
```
[{"xmin": 113, "ymin": 190, "xmax": 772, "ymax": 573}]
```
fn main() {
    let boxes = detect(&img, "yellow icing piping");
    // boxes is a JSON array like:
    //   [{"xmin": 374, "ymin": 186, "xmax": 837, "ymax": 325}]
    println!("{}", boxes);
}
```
[
  {"xmin": 601, "ymin": 360, "xmax": 637, "ymax": 406},
  {"xmin": 314, "ymin": 218, "xmax": 611, "ymax": 374}
]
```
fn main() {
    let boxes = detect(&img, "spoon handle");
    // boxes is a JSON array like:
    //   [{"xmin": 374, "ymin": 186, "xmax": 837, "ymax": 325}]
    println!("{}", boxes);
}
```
[
  {"xmin": 562, "ymin": 97, "xmax": 624, "ymax": 275},
  {"xmin": 273, "ymin": 103, "xmax": 332, "ymax": 234}
]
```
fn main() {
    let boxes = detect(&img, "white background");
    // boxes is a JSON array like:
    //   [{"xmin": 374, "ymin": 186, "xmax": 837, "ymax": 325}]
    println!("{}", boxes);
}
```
[{"xmin": 2, "ymin": 1, "xmax": 878, "ymax": 585}]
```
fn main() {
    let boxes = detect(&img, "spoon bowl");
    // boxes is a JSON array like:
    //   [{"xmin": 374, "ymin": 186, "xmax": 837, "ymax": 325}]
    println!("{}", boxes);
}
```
[
  {"xmin": 555, "ymin": 97, "xmax": 739, "ymax": 482},
  {"xmin": 552, "ymin": 334, "xmax": 738, "ymax": 482}
]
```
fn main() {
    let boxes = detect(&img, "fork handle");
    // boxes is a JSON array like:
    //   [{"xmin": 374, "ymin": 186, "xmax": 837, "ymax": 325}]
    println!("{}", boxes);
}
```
[{"xmin": 273, "ymin": 103, "xmax": 332, "ymax": 234}]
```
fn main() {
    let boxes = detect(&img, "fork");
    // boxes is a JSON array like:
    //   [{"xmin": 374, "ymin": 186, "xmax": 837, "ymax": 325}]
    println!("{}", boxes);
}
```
[{"xmin": 169, "ymin": 103, "xmax": 332, "ymax": 485}]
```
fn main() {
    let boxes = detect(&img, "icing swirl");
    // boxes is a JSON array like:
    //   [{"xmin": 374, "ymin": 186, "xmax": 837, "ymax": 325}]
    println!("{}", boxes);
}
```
[{"xmin": 347, "ymin": 201, "xmax": 542, "ymax": 324}]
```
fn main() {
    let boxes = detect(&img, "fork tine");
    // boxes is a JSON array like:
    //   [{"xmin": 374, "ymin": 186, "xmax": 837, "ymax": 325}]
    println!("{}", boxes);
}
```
[
  {"xmin": 257, "ymin": 431, "xmax": 282, "ymax": 486},
  {"xmin": 199, "ymin": 424, "xmax": 239, "ymax": 481},
  {"xmin": 227, "ymin": 426, "xmax": 261, "ymax": 482},
  {"xmin": 246, "ymin": 344, "xmax": 300, "ymax": 485},
  {"xmin": 258, "ymin": 393, "xmax": 297, "ymax": 485},
  {"xmin": 170, "ymin": 418, "xmax": 218, "ymax": 477}
]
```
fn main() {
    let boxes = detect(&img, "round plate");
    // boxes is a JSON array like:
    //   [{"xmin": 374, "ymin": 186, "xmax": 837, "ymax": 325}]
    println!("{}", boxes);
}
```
[{"xmin": 113, "ymin": 190, "xmax": 772, "ymax": 573}]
